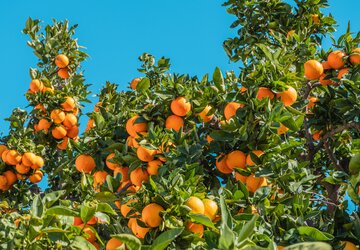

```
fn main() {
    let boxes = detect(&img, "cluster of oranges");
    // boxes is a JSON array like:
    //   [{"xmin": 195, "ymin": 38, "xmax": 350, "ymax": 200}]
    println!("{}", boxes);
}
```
[
  {"xmin": 0, "ymin": 145, "xmax": 44, "ymax": 191},
  {"xmin": 55, "ymin": 54, "xmax": 71, "ymax": 79},
  {"xmin": 28, "ymin": 79, "xmax": 54, "ymax": 94},
  {"xmin": 72, "ymin": 216, "xmax": 102, "ymax": 249}
]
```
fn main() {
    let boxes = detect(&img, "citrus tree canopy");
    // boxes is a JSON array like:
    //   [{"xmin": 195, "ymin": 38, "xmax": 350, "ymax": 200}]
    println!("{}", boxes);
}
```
[{"xmin": 0, "ymin": 0, "xmax": 360, "ymax": 249}]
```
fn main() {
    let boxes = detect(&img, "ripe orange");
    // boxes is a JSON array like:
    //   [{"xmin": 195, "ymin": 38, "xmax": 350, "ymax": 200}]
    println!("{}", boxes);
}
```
[
  {"xmin": 142, "ymin": 203, "xmax": 164, "ymax": 227},
  {"xmin": 51, "ymin": 109, "xmax": 66, "ymax": 124},
  {"xmin": 276, "ymin": 86, "xmax": 297, "ymax": 107},
  {"xmin": 312, "ymin": 131, "xmax": 322, "ymax": 141},
  {"xmin": 319, "ymin": 74, "xmax": 333, "ymax": 86},
  {"xmin": 186, "ymin": 222, "xmax": 204, "ymax": 237},
  {"xmin": 203, "ymin": 199, "xmax": 218, "ymax": 221},
  {"xmin": 125, "ymin": 116, "xmax": 148, "ymax": 137},
  {"xmin": 127, "ymin": 136, "xmax": 139, "ymax": 148},
  {"xmin": 226, "ymin": 150, "xmax": 246, "ymax": 169},
  {"xmin": 1, "ymin": 150, "xmax": 9, "ymax": 164},
  {"xmin": 29, "ymin": 170, "xmax": 43, "ymax": 184},
  {"xmin": 206, "ymin": 135, "xmax": 214, "ymax": 144},
  {"xmin": 120, "ymin": 199, "xmax": 137, "ymax": 217},
  {"xmin": 93, "ymin": 170, "xmax": 108, "ymax": 188},
  {"xmin": 106, "ymin": 153, "xmax": 120, "ymax": 170},
  {"xmin": 198, "ymin": 105, "xmax": 214, "ymax": 122},
  {"xmin": 130, "ymin": 78, "xmax": 141, "ymax": 90},
  {"xmin": 32, "ymin": 156, "xmax": 45, "ymax": 169},
  {"xmin": 170, "ymin": 97, "xmax": 192, "ymax": 117},
  {"xmin": 6, "ymin": 150, "xmax": 22, "ymax": 165},
  {"xmin": 235, "ymin": 172, "xmax": 247, "ymax": 183},
  {"xmin": 66, "ymin": 126, "xmax": 79, "ymax": 139},
  {"xmin": 57, "ymin": 137, "xmax": 69, "ymax": 150},
  {"xmin": 29, "ymin": 79, "xmax": 44, "ymax": 93},
  {"xmin": 307, "ymin": 96, "xmax": 318, "ymax": 110},
  {"xmin": 37, "ymin": 119, "xmax": 51, "ymax": 132},
  {"xmin": 147, "ymin": 160, "xmax": 162, "ymax": 175},
  {"xmin": 0, "ymin": 175, "xmax": 8, "ymax": 191},
  {"xmin": 131, "ymin": 219, "xmax": 149, "ymax": 239},
  {"xmin": 85, "ymin": 119, "xmax": 95, "ymax": 132},
  {"xmin": 322, "ymin": 61, "xmax": 332, "ymax": 70},
  {"xmin": 277, "ymin": 123, "xmax": 289, "ymax": 135},
  {"xmin": 93, "ymin": 102, "xmax": 102, "ymax": 112},
  {"xmin": 341, "ymin": 241, "xmax": 358, "ymax": 250},
  {"xmin": 63, "ymin": 113, "xmax": 77, "ymax": 128},
  {"xmin": 79, "ymin": 225, "xmax": 96, "ymax": 243},
  {"xmin": 304, "ymin": 60, "xmax": 323, "ymax": 80},
  {"xmin": 55, "ymin": 54, "xmax": 69, "ymax": 68},
  {"xmin": 52, "ymin": 125, "xmax": 67, "ymax": 139},
  {"xmin": 246, "ymin": 150, "xmax": 264, "ymax": 166},
  {"xmin": 15, "ymin": 163, "xmax": 30, "ymax": 174},
  {"xmin": 106, "ymin": 238, "xmax": 123, "ymax": 250},
  {"xmin": 337, "ymin": 68, "xmax": 349, "ymax": 79},
  {"xmin": 130, "ymin": 168, "xmax": 149, "ymax": 186},
  {"xmin": 61, "ymin": 96, "xmax": 76, "ymax": 111},
  {"xmin": 240, "ymin": 86, "xmax": 248, "ymax": 93},
  {"xmin": 75, "ymin": 155, "xmax": 96, "ymax": 173},
  {"xmin": 3, "ymin": 170, "xmax": 17, "ymax": 186},
  {"xmin": 257, "ymin": 87, "xmax": 274, "ymax": 101},
  {"xmin": 216, "ymin": 155, "xmax": 233, "ymax": 174},
  {"xmin": 0, "ymin": 145, "xmax": 8, "ymax": 156},
  {"xmin": 224, "ymin": 102, "xmax": 244, "ymax": 120},
  {"xmin": 165, "ymin": 115, "xmax": 184, "ymax": 131},
  {"xmin": 311, "ymin": 14, "xmax": 320, "ymax": 24},
  {"xmin": 58, "ymin": 68, "xmax": 70, "ymax": 79},
  {"xmin": 327, "ymin": 50, "xmax": 346, "ymax": 69},
  {"xmin": 349, "ymin": 48, "xmax": 360, "ymax": 65},
  {"xmin": 22, "ymin": 152, "xmax": 36, "ymax": 167},
  {"xmin": 136, "ymin": 146, "xmax": 156, "ymax": 162},
  {"xmin": 246, "ymin": 174, "xmax": 268, "ymax": 193},
  {"xmin": 113, "ymin": 166, "xmax": 129, "ymax": 182},
  {"xmin": 186, "ymin": 196, "xmax": 205, "ymax": 214}
]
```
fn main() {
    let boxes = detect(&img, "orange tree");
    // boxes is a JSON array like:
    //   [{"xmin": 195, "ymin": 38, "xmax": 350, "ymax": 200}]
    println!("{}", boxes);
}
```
[{"xmin": 0, "ymin": 0, "xmax": 360, "ymax": 249}]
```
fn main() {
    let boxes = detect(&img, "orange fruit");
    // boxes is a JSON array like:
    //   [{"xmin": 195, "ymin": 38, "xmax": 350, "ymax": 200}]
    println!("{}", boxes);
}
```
[
  {"xmin": 327, "ymin": 50, "xmax": 346, "ymax": 69},
  {"xmin": 257, "ymin": 87, "xmax": 274, "ymax": 101},
  {"xmin": 32, "ymin": 156, "xmax": 45, "ymax": 169},
  {"xmin": 186, "ymin": 196, "xmax": 205, "ymax": 214},
  {"xmin": 106, "ymin": 238, "xmax": 123, "ymax": 250},
  {"xmin": 3, "ymin": 170, "xmax": 17, "ymax": 186},
  {"xmin": 246, "ymin": 150, "xmax": 264, "ymax": 166},
  {"xmin": 57, "ymin": 137, "xmax": 69, "ymax": 150},
  {"xmin": 136, "ymin": 146, "xmax": 156, "ymax": 162},
  {"xmin": 312, "ymin": 131, "xmax": 322, "ymax": 141},
  {"xmin": 130, "ymin": 168, "xmax": 149, "ymax": 186},
  {"xmin": 75, "ymin": 155, "xmax": 96, "ymax": 173},
  {"xmin": 106, "ymin": 153, "xmax": 120, "ymax": 170},
  {"xmin": 1, "ymin": 150, "xmax": 9, "ymax": 164},
  {"xmin": 51, "ymin": 109, "xmax": 66, "ymax": 124},
  {"xmin": 142, "ymin": 203, "xmax": 164, "ymax": 227},
  {"xmin": 198, "ymin": 105, "xmax": 214, "ymax": 122},
  {"xmin": 130, "ymin": 78, "xmax": 141, "ymax": 90},
  {"xmin": 337, "ymin": 68, "xmax": 349, "ymax": 79},
  {"xmin": 29, "ymin": 79, "xmax": 44, "ymax": 93},
  {"xmin": 147, "ymin": 160, "xmax": 162, "ymax": 175},
  {"xmin": 55, "ymin": 54, "xmax": 69, "ymax": 68},
  {"xmin": 349, "ymin": 48, "xmax": 360, "ymax": 65},
  {"xmin": 277, "ymin": 123, "xmax": 289, "ymax": 135},
  {"xmin": 58, "ymin": 68, "xmax": 69, "ymax": 79},
  {"xmin": 6, "ymin": 150, "xmax": 22, "ymax": 165},
  {"xmin": 319, "ymin": 74, "xmax": 333, "ymax": 86},
  {"xmin": 85, "ymin": 119, "xmax": 95, "ymax": 132},
  {"xmin": 131, "ymin": 219, "xmax": 149, "ymax": 239},
  {"xmin": 341, "ymin": 241, "xmax": 358, "ymax": 250},
  {"xmin": 203, "ymin": 199, "xmax": 218, "ymax": 221},
  {"xmin": 61, "ymin": 96, "xmax": 76, "ymax": 111},
  {"xmin": 240, "ymin": 86, "xmax": 248, "ymax": 92},
  {"xmin": 0, "ymin": 145, "xmax": 8, "ymax": 156},
  {"xmin": 125, "ymin": 116, "xmax": 148, "ymax": 137},
  {"xmin": 37, "ymin": 119, "xmax": 51, "ymax": 132},
  {"xmin": 165, "ymin": 115, "xmax": 184, "ymax": 131},
  {"xmin": 15, "ymin": 163, "xmax": 30, "ymax": 174},
  {"xmin": 16, "ymin": 174, "xmax": 25, "ymax": 181},
  {"xmin": 22, "ymin": 152, "xmax": 37, "ymax": 167},
  {"xmin": 127, "ymin": 136, "xmax": 139, "ymax": 148},
  {"xmin": 235, "ymin": 172, "xmax": 247, "ymax": 183},
  {"xmin": 79, "ymin": 225, "xmax": 96, "ymax": 243},
  {"xmin": 307, "ymin": 96, "xmax": 318, "ymax": 110},
  {"xmin": 52, "ymin": 125, "xmax": 67, "ymax": 139},
  {"xmin": 216, "ymin": 155, "xmax": 233, "ymax": 174},
  {"xmin": 93, "ymin": 102, "xmax": 102, "ymax": 112},
  {"xmin": 246, "ymin": 174, "xmax": 268, "ymax": 193},
  {"xmin": 29, "ymin": 170, "xmax": 43, "ymax": 184},
  {"xmin": 120, "ymin": 199, "xmax": 137, "ymax": 217},
  {"xmin": 226, "ymin": 150, "xmax": 246, "ymax": 169},
  {"xmin": 304, "ymin": 60, "xmax": 323, "ymax": 80},
  {"xmin": 113, "ymin": 166, "xmax": 129, "ymax": 182},
  {"xmin": 66, "ymin": 126, "xmax": 79, "ymax": 139},
  {"xmin": 276, "ymin": 86, "xmax": 297, "ymax": 106},
  {"xmin": 186, "ymin": 222, "xmax": 204, "ymax": 237},
  {"xmin": 206, "ymin": 135, "xmax": 214, "ymax": 144},
  {"xmin": 224, "ymin": 102, "xmax": 244, "ymax": 120},
  {"xmin": 63, "ymin": 113, "xmax": 77, "ymax": 128},
  {"xmin": 0, "ymin": 175, "xmax": 8, "ymax": 191},
  {"xmin": 170, "ymin": 97, "xmax": 192, "ymax": 117},
  {"xmin": 311, "ymin": 14, "xmax": 320, "ymax": 24},
  {"xmin": 93, "ymin": 170, "xmax": 108, "ymax": 188},
  {"xmin": 322, "ymin": 61, "xmax": 332, "ymax": 70}
]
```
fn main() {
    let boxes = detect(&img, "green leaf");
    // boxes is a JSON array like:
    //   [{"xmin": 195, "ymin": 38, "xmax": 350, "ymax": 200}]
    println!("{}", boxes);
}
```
[
  {"xmin": 281, "ymin": 116, "xmax": 299, "ymax": 131},
  {"xmin": 70, "ymin": 236, "xmax": 97, "ymax": 250},
  {"xmin": 94, "ymin": 191, "xmax": 118, "ymax": 202},
  {"xmin": 96, "ymin": 203, "xmax": 117, "ymax": 215},
  {"xmin": 151, "ymin": 228, "xmax": 184, "ymax": 250},
  {"xmin": 42, "ymin": 190, "xmax": 66, "ymax": 208},
  {"xmin": 111, "ymin": 234, "xmax": 141, "ymax": 250},
  {"xmin": 297, "ymin": 226, "xmax": 334, "ymax": 241},
  {"xmin": 218, "ymin": 195, "xmax": 235, "ymax": 250},
  {"xmin": 80, "ymin": 205, "xmax": 96, "ymax": 225},
  {"xmin": 213, "ymin": 67, "xmax": 225, "ymax": 92},
  {"xmin": 31, "ymin": 195, "xmax": 44, "ymax": 218},
  {"xmin": 46, "ymin": 206, "xmax": 78, "ymax": 217},
  {"xmin": 237, "ymin": 215, "xmax": 258, "ymax": 243},
  {"xmin": 136, "ymin": 77, "xmax": 150, "ymax": 92},
  {"xmin": 189, "ymin": 214, "xmax": 216, "ymax": 229},
  {"xmin": 284, "ymin": 242, "xmax": 332, "ymax": 250}
]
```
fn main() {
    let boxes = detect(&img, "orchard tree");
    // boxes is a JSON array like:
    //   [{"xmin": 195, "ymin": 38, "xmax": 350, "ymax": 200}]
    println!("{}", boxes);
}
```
[{"xmin": 0, "ymin": 0, "xmax": 360, "ymax": 249}]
